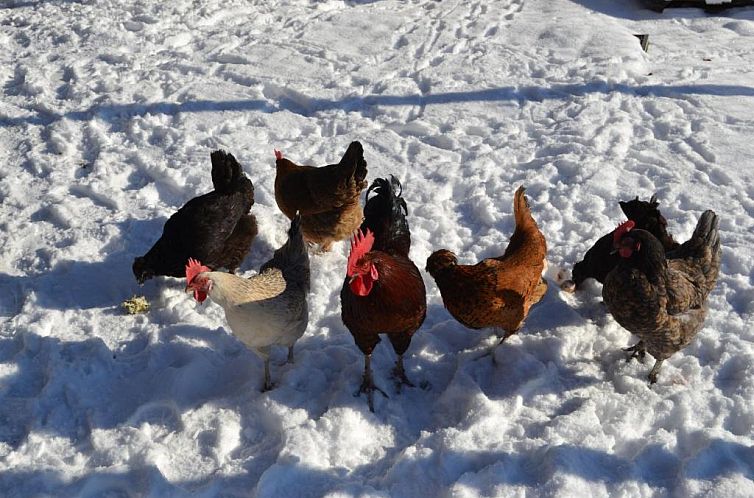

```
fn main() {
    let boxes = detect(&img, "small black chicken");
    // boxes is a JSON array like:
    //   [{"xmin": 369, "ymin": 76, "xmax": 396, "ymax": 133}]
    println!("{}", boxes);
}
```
[
  {"xmin": 133, "ymin": 150, "xmax": 257, "ymax": 284},
  {"xmin": 566, "ymin": 195, "xmax": 679, "ymax": 290}
]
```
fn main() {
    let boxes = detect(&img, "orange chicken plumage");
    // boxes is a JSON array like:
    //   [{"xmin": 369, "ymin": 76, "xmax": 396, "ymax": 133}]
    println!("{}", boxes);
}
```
[{"xmin": 426, "ymin": 187, "xmax": 547, "ymax": 348}]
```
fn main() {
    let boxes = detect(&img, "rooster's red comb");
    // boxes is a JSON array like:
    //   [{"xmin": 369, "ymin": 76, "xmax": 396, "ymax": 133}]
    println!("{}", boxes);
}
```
[
  {"xmin": 347, "ymin": 229, "xmax": 375, "ymax": 276},
  {"xmin": 613, "ymin": 220, "xmax": 636, "ymax": 245},
  {"xmin": 274, "ymin": 149, "xmax": 283, "ymax": 160},
  {"xmin": 185, "ymin": 258, "xmax": 211, "ymax": 284}
]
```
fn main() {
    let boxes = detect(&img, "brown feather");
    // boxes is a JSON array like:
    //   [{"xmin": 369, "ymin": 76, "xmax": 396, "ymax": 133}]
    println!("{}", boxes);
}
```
[{"xmin": 426, "ymin": 186, "xmax": 548, "ymax": 335}]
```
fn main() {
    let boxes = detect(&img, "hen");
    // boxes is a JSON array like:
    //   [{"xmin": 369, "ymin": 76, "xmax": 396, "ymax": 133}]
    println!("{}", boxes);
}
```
[
  {"xmin": 566, "ymin": 195, "xmax": 679, "ymax": 290},
  {"xmin": 426, "ymin": 186, "xmax": 547, "ymax": 347},
  {"xmin": 603, "ymin": 210, "xmax": 721, "ymax": 384},
  {"xmin": 340, "ymin": 176, "xmax": 426, "ymax": 412},
  {"xmin": 185, "ymin": 214, "xmax": 309, "ymax": 391},
  {"xmin": 133, "ymin": 150, "xmax": 257, "ymax": 284},
  {"xmin": 274, "ymin": 141, "xmax": 368, "ymax": 251}
]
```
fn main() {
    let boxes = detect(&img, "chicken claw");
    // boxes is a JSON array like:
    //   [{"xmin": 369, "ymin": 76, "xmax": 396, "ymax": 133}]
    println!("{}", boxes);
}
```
[
  {"xmin": 647, "ymin": 359, "xmax": 664, "ymax": 385},
  {"xmin": 622, "ymin": 341, "xmax": 646, "ymax": 363},
  {"xmin": 392, "ymin": 355, "xmax": 415, "ymax": 391},
  {"xmin": 355, "ymin": 354, "xmax": 388, "ymax": 412}
]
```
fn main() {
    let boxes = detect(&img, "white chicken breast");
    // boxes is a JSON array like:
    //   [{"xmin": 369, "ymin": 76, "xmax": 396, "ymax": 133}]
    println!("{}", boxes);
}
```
[{"xmin": 186, "ymin": 214, "xmax": 309, "ymax": 390}]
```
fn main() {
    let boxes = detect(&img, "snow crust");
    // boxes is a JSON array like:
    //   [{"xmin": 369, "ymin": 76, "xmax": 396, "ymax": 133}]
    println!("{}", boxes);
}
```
[{"xmin": 1, "ymin": 0, "xmax": 753, "ymax": 496}]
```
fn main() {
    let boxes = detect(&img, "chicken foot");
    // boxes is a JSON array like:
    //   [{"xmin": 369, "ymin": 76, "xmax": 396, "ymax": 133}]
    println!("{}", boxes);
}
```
[
  {"xmin": 647, "ymin": 359, "xmax": 664, "ymax": 385},
  {"xmin": 392, "ymin": 354, "xmax": 415, "ymax": 391},
  {"xmin": 260, "ymin": 358, "xmax": 273, "ymax": 392},
  {"xmin": 622, "ymin": 341, "xmax": 647, "ymax": 363},
  {"xmin": 355, "ymin": 354, "xmax": 388, "ymax": 412}
]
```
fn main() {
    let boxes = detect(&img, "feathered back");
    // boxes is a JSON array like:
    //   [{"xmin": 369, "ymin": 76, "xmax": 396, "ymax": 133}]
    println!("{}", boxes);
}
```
[
  {"xmin": 360, "ymin": 176, "xmax": 411, "ymax": 257},
  {"xmin": 260, "ymin": 213, "xmax": 310, "ymax": 291},
  {"xmin": 667, "ymin": 210, "xmax": 721, "ymax": 298},
  {"xmin": 619, "ymin": 194, "xmax": 678, "ymax": 251},
  {"xmin": 502, "ymin": 186, "xmax": 546, "ymax": 259}
]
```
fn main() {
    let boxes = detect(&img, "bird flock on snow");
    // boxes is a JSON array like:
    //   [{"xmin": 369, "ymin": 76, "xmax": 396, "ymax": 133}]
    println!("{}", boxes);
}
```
[{"xmin": 132, "ymin": 141, "xmax": 721, "ymax": 412}]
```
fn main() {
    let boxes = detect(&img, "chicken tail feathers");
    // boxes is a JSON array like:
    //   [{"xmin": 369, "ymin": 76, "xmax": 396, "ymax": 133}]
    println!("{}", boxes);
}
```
[
  {"xmin": 260, "ymin": 212, "xmax": 310, "ymax": 290},
  {"xmin": 361, "ymin": 175, "xmax": 411, "ymax": 256},
  {"xmin": 512, "ymin": 186, "xmax": 535, "ymax": 229},
  {"xmin": 619, "ymin": 194, "xmax": 679, "ymax": 251},
  {"xmin": 210, "ymin": 150, "xmax": 242, "ymax": 193},
  {"xmin": 668, "ymin": 210, "xmax": 721, "ymax": 297},
  {"xmin": 338, "ymin": 141, "xmax": 368, "ymax": 184}
]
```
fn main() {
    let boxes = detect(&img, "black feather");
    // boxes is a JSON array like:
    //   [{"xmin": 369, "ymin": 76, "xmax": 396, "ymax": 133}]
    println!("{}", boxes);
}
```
[{"xmin": 360, "ymin": 176, "xmax": 411, "ymax": 257}]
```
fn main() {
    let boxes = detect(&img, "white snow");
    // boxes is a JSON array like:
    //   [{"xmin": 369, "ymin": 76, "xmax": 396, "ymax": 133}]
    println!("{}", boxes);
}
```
[{"xmin": 1, "ymin": 0, "xmax": 754, "ymax": 496}]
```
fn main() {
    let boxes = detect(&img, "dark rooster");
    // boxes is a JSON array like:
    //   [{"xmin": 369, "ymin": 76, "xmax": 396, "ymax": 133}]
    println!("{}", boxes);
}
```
[
  {"xmin": 603, "ymin": 211, "xmax": 721, "ymax": 384},
  {"xmin": 133, "ymin": 150, "xmax": 257, "ymax": 284},
  {"xmin": 565, "ymin": 195, "xmax": 679, "ymax": 291},
  {"xmin": 340, "ymin": 176, "xmax": 427, "ymax": 412},
  {"xmin": 274, "ymin": 141, "xmax": 368, "ymax": 251}
]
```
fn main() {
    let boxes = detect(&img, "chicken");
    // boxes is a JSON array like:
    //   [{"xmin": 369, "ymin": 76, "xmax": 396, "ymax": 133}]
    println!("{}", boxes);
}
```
[
  {"xmin": 133, "ymin": 150, "xmax": 257, "ymax": 284},
  {"xmin": 603, "ymin": 211, "xmax": 721, "ymax": 384},
  {"xmin": 340, "ymin": 176, "xmax": 426, "ymax": 412},
  {"xmin": 274, "ymin": 141, "xmax": 368, "ymax": 251},
  {"xmin": 185, "ymin": 214, "xmax": 309, "ymax": 391},
  {"xmin": 426, "ymin": 186, "xmax": 547, "ymax": 349},
  {"xmin": 564, "ymin": 195, "xmax": 679, "ymax": 291}
]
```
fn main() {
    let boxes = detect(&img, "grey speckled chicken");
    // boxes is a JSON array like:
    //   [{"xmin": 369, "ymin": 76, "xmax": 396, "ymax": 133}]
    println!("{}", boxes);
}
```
[{"xmin": 603, "ymin": 210, "xmax": 721, "ymax": 384}]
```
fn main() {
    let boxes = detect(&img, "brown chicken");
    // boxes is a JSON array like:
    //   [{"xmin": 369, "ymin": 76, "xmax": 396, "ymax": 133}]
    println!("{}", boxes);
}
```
[
  {"xmin": 426, "ymin": 187, "xmax": 547, "ymax": 349},
  {"xmin": 565, "ymin": 195, "xmax": 680, "ymax": 290},
  {"xmin": 603, "ymin": 211, "xmax": 721, "ymax": 384},
  {"xmin": 274, "ymin": 141, "xmax": 368, "ymax": 251},
  {"xmin": 340, "ymin": 176, "xmax": 426, "ymax": 412}
]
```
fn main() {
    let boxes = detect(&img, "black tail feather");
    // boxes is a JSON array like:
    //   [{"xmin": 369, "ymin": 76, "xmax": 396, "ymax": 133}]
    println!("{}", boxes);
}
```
[{"xmin": 361, "ymin": 176, "xmax": 411, "ymax": 256}]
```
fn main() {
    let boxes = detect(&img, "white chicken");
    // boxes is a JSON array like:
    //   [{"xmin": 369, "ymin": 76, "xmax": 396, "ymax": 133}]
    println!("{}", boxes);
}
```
[{"xmin": 185, "ymin": 214, "xmax": 310, "ymax": 391}]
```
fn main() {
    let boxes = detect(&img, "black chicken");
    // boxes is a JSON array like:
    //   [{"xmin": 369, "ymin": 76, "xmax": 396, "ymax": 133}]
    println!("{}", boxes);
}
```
[
  {"xmin": 133, "ymin": 150, "xmax": 257, "ymax": 284},
  {"xmin": 567, "ymin": 195, "xmax": 679, "ymax": 290}
]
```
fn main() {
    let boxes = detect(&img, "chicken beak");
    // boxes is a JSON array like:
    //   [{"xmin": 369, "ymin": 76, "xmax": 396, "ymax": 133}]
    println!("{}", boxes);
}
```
[{"xmin": 348, "ymin": 275, "xmax": 357, "ymax": 284}]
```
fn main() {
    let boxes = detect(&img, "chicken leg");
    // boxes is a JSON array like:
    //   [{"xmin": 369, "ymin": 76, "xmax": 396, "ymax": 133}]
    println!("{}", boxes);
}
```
[
  {"xmin": 355, "ymin": 354, "xmax": 388, "ymax": 412},
  {"xmin": 647, "ymin": 359, "xmax": 664, "ymax": 385},
  {"xmin": 392, "ymin": 354, "xmax": 415, "ymax": 390},
  {"xmin": 623, "ymin": 341, "xmax": 646, "ymax": 363}
]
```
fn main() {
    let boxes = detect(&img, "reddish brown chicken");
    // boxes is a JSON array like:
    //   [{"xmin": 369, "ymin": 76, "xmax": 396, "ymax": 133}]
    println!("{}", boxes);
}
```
[
  {"xmin": 274, "ymin": 141, "xmax": 367, "ymax": 251},
  {"xmin": 340, "ymin": 176, "xmax": 426, "ymax": 412},
  {"xmin": 426, "ymin": 187, "xmax": 547, "ymax": 349}
]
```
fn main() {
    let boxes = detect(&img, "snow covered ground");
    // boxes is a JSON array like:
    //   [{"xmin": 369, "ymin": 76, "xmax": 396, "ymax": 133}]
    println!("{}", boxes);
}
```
[{"xmin": 1, "ymin": 0, "xmax": 753, "ymax": 496}]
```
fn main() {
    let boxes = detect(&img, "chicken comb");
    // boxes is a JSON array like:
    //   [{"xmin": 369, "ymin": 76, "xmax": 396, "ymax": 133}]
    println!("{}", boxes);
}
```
[
  {"xmin": 613, "ymin": 220, "xmax": 636, "ymax": 245},
  {"xmin": 185, "ymin": 258, "xmax": 211, "ymax": 284},
  {"xmin": 274, "ymin": 149, "xmax": 283, "ymax": 160},
  {"xmin": 347, "ymin": 229, "xmax": 375, "ymax": 276}
]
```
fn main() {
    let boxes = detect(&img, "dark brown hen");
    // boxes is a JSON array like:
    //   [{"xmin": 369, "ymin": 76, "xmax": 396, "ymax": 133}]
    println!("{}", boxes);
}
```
[
  {"xmin": 274, "ymin": 141, "xmax": 367, "ymax": 251},
  {"xmin": 603, "ymin": 210, "xmax": 721, "ymax": 384}
]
